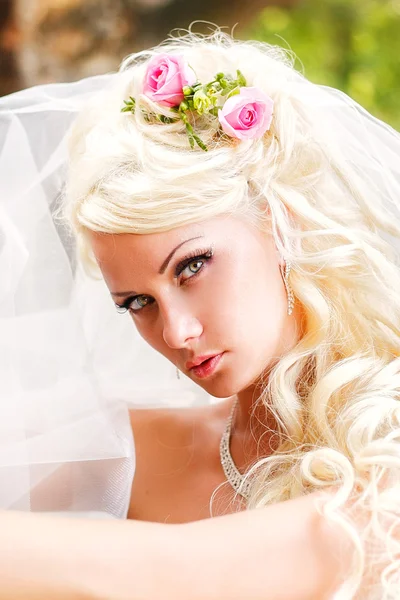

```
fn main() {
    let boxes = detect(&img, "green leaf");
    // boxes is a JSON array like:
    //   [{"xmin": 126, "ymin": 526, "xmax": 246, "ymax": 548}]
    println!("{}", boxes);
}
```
[
  {"xmin": 192, "ymin": 134, "xmax": 208, "ymax": 151},
  {"xmin": 221, "ymin": 86, "xmax": 235, "ymax": 96},
  {"xmin": 121, "ymin": 96, "xmax": 136, "ymax": 113},
  {"xmin": 208, "ymin": 107, "xmax": 220, "ymax": 117},
  {"xmin": 185, "ymin": 124, "xmax": 195, "ymax": 148},
  {"xmin": 185, "ymin": 120, "xmax": 194, "ymax": 134},
  {"xmin": 192, "ymin": 81, "xmax": 203, "ymax": 92},
  {"xmin": 226, "ymin": 87, "xmax": 241, "ymax": 99},
  {"xmin": 179, "ymin": 100, "xmax": 190, "ymax": 112},
  {"xmin": 236, "ymin": 70, "xmax": 247, "ymax": 87},
  {"xmin": 158, "ymin": 114, "xmax": 178, "ymax": 124}
]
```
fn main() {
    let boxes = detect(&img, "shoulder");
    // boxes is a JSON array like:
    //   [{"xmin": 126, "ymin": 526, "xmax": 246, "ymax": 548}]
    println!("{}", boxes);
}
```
[
  {"xmin": 128, "ymin": 403, "xmax": 222, "ymax": 476},
  {"xmin": 127, "ymin": 400, "xmax": 232, "ymax": 521},
  {"xmin": 129, "ymin": 405, "xmax": 201, "ymax": 461},
  {"xmin": 129, "ymin": 400, "xmax": 231, "ymax": 456}
]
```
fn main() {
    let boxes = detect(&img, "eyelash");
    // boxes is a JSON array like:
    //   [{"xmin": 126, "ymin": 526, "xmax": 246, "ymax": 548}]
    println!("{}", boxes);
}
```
[{"xmin": 115, "ymin": 247, "xmax": 214, "ymax": 314}]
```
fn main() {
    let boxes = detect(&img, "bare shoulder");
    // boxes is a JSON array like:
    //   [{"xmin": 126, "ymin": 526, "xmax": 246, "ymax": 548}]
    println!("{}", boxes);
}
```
[
  {"xmin": 129, "ymin": 404, "xmax": 207, "ymax": 461},
  {"xmin": 127, "ymin": 400, "xmax": 232, "ymax": 521},
  {"xmin": 129, "ymin": 400, "xmax": 231, "ymax": 460}
]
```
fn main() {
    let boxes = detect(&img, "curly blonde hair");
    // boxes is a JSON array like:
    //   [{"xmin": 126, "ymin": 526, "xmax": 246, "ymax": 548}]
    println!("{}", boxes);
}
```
[{"xmin": 64, "ymin": 27, "xmax": 400, "ymax": 599}]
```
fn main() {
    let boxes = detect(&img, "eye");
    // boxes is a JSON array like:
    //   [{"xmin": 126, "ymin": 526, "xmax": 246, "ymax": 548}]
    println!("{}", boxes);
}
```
[
  {"xmin": 181, "ymin": 258, "xmax": 205, "ymax": 280},
  {"xmin": 175, "ymin": 248, "xmax": 214, "ymax": 281},
  {"xmin": 115, "ymin": 295, "xmax": 153, "ymax": 314},
  {"xmin": 115, "ymin": 247, "xmax": 214, "ymax": 315}
]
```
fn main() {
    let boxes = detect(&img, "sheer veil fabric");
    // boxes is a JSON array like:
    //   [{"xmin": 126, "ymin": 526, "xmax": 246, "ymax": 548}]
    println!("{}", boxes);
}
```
[
  {"xmin": 0, "ymin": 75, "xmax": 209, "ymax": 516},
  {"xmin": 1, "ymin": 67, "xmax": 399, "ymax": 516}
]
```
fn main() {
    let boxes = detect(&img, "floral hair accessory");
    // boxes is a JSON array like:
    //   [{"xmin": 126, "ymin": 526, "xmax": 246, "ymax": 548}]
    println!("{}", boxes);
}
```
[
  {"xmin": 218, "ymin": 87, "xmax": 274, "ymax": 141},
  {"xmin": 142, "ymin": 53, "xmax": 197, "ymax": 108},
  {"xmin": 121, "ymin": 53, "xmax": 274, "ymax": 151}
]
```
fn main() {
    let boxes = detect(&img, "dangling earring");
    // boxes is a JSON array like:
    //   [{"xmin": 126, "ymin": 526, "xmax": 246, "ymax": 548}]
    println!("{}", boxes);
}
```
[
  {"xmin": 283, "ymin": 260, "xmax": 295, "ymax": 316},
  {"xmin": 176, "ymin": 367, "xmax": 180, "ymax": 380}
]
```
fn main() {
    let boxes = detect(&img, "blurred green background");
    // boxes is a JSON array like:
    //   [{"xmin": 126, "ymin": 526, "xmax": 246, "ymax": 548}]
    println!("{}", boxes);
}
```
[
  {"xmin": 248, "ymin": 0, "xmax": 400, "ymax": 130},
  {"xmin": 1, "ymin": 0, "xmax": 399, "ymax": 129}
]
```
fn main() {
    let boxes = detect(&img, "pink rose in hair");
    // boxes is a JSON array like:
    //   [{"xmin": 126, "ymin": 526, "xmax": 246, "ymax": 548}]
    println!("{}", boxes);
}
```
[
  {"xmin": 218, "ymin": 87, "xmax": 274, "ymax": 140},
  {"xmin": 143, "ymin": 53, "xmax": 197, "ymax": 108}
]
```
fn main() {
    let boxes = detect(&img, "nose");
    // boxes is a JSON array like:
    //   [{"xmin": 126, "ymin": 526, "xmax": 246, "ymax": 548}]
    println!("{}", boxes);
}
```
[{"xmin": 161, "ymin": 303, "xmax": 203, "ymax": 349}]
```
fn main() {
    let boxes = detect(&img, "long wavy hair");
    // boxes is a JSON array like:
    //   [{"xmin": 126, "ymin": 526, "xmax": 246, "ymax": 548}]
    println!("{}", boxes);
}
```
[{"xmin": 64, "ymin": 27, "xmax": 400, "ymax": 599}]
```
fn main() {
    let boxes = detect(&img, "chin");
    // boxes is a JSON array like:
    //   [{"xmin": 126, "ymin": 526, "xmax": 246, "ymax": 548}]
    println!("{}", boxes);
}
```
[{"xmin": 193, "ymin": 374, "xmax": 250, "ymax": 399}]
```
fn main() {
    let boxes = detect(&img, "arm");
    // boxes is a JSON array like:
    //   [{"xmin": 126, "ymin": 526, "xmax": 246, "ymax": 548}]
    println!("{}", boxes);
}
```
[
  {"xmin": 0, "ymin": 493, "xmax": 350, "ymax": 600},
  {"xmin": 179, "ymin": 491, "xmax": 350, "ymax": 600},
  {"xmin": 0, "ymin": 510, "xmax": 177, "ymax": 600}
]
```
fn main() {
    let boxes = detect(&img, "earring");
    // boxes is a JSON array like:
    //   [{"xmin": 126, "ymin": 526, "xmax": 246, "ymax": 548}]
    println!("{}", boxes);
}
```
[
  {"xmin": 283, "ymin": 260, "xmax": 295, "ymax": 316},
  {"xmin": 176, "ymin": 367, "xmax": 180, "ymax": 380}
]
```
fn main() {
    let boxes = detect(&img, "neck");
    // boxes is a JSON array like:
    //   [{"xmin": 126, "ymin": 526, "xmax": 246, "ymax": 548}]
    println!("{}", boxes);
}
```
[
  {"xmin": 228, "ymin": 379, "xmax": 278, "ymax": 472},
  {"xmin": 234, "ymin": 384, "xmax": 262, "ymax": 430}
]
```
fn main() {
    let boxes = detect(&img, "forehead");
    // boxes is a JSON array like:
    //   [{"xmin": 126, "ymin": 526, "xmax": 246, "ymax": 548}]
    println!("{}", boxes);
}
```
[
  {"xmin": 86, "ymin": 215, "xmax": 274, "ymax": 294},
  {"xmin": 87, "ymin": 215, "xmax": 255, "ymax": 265},
  {"xmin": 88, "ymin": 222, "xmax": 206, "ymax": 266}
]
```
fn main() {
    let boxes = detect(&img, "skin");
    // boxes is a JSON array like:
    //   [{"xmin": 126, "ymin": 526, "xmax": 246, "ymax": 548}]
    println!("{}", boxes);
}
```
[
  {"xmin": 0, "ymin": 492, "xmax": 350, "ymax": 600},
  {"xmin": 0, "ymin": 215, "xmax": 356, "ymax": 599},
  {"xmin": 89, "ymin": 214, "xmax": 305, "ymax": 522}
]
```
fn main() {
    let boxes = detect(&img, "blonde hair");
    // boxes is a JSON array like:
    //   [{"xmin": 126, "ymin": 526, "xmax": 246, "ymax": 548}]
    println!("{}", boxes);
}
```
[{"xmin": 64, "ymin": 27, "xmax": 400, "ymax": 599}]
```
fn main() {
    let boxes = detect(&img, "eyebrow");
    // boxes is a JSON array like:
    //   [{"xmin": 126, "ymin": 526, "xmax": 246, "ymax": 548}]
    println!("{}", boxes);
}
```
[{"xmin": 111, "ymin": 235, "xmax": 204, "ymax": 298}]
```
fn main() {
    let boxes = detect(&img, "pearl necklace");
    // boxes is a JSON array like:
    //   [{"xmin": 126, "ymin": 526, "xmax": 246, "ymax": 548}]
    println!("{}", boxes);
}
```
[{"xmin": 219, "ymin": 399, "xmax": 251, "ymax": 501}]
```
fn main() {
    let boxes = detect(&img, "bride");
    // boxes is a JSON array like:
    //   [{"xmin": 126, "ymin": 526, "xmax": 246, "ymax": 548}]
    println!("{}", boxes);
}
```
[
  {"xmin": 1, "ymin": 26, "xmax": 400, "ymax": 598},
  {"xmin": 115, "ymin": 210, "xmax": 297, "ymax": 523},
  {"xmin": 65, "ymin": 35, "xmax": 305, "ymax": 524}
]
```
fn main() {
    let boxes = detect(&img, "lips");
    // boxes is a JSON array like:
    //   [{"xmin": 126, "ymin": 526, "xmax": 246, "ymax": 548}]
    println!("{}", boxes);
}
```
[
  {"xmin": 185, "ymin": 353, "xmax": 220, "ymax": 370},
  {"xmin": 189, "ymin": 353, "xmax": 224, "ymax": 379}
]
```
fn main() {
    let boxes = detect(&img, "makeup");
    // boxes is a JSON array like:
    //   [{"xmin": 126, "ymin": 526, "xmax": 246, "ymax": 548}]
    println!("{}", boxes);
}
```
[{"xmin": 189, "ymin": 353, "xmax": 224, "ymax": 378}]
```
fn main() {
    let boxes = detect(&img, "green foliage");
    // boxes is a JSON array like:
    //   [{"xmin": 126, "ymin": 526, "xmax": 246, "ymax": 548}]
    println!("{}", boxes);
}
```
[
  {"xmin": 247, "ymin": 0, "xmax": 400, "ymax": 131},
  {"xmin": 121, "ymin": 96, "xmax": 136, "ymax": 113}
]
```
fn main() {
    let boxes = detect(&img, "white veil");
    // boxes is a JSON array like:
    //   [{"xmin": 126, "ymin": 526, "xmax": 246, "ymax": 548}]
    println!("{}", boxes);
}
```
[
  {"xmin": 0, "ymin": 64, "xmax": 399, "ymax": 517},
  {"xmin": 0, "ymin": 74, "xmax": 209, "ymax": 517}
]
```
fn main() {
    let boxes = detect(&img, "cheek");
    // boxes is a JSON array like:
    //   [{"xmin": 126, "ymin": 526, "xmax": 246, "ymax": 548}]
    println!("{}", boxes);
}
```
[
  {"xmin": 243, "ymin": 269, "xmax": 288, "ymax": 362},
  {"xmin": 130, "ymin": 314, "xmax": 165, "ymax": 354},
  {"xmin": 216, "ymin": 253, "xmax": 286, "ymax": 346}
]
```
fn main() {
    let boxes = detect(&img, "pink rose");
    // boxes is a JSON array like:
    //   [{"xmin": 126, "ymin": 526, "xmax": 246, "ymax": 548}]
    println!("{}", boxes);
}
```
[
  {"xmin": 143, "ymin": 53, "xmax": 197, "ymax": 108},
  {"xmin": 218, "ymin": 87, "xmax": 274, "ymax": 140}
]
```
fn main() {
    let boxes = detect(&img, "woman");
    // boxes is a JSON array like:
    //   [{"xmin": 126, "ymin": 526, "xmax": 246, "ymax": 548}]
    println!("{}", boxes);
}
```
[
  {"xmin": 62, "ymin": 28, "xmax": 400, "ymax": 594},
  {"xmin": 1, "ymin": 26, "xmax": 400, "ymax": 598},
  {"xmin": 66, "ymin": 37, "xmax": 304, "ymax": 522}
]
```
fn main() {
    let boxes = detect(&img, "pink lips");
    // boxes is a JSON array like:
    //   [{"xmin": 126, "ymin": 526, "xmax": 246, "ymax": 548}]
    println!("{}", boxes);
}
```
[
  {"xmin": 185, "ymin": 354, "xmax": 219, "ymax": 370},
  {"xmin": 187, "ymin": 353, "xmax": 224, "ymax": 379}
]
